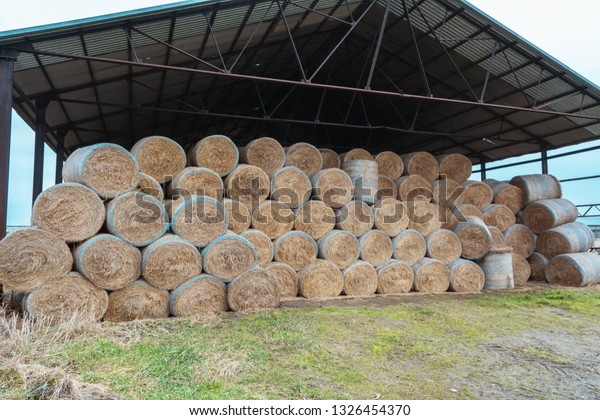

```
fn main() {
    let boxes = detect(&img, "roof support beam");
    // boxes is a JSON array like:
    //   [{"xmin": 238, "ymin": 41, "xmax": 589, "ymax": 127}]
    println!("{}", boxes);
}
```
[{"xmin": 0, "ymin": 48, "xmax": 16, "ymax": 239}]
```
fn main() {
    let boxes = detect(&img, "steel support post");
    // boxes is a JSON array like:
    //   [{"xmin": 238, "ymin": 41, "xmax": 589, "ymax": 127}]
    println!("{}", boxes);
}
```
[
  {"xmin": 55, "ymin": 129, "xmax": 66, "ymax": 184},
  {"xmin": 0, "ymin": 47, "xmax": 17, "ymax": 239},
  {"xmin": 480, "ymin": 159, "xmax": 487, "ymax": 180},
  {"xmin": 32, "ymin": 99, "xmax": 48, "ymax": 205},
  {"xmin": 541, "ymin": 145, "xmax": 548, "ymax": 174}
]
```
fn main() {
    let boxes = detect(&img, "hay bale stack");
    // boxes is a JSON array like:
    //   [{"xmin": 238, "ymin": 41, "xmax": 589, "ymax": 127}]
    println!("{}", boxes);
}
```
[
  {"xmin": 106, "ymin": 192, "xmax": 168, "ymax": 247},
  {"xmin": 240, "ymin": 229, "xmax": 274, "ymax": 267},
  {"xmin": 63, "ymin": 143, "xmax": 139, "ymax": 199},
  {"xmin": 478, "ymin": 248, "xmax": 514, "ymax": 290},
  {"xmin": 299, "ymin": 260, "xmax": 344, "ymax": 299},
  {"xmin": 169, "ymin": 196, "xmax": 228, "ymax": 247},
  {"xmin": 135, "ymin": 172, "xmax": 165, "ymax": 201},
  {"xmin": 342, "ymin": 160, "xmax": 379, "ymax": 204},
  {"xmin": 431, "ymin": 178, "xmax": 463, "ymax": 205},
  {"xmin": 426, "ymin": 229, "xmax": 462, "ymax": 264},
  {"xmin": 239, "ymin": 137, "xmax": 285, "ymax": 176},
  {"xmin": 535, "ymin": 222, "xmax": 594, "ymax": 259},
  {"xmin": 319, "ymin": 148, "xmax": 341, "ymax": 169},
  {"xmin": 437, "ymin": 154, "xmax": 472, "ymax": 183},
  {"xmin": 188, "ymin": 134, "xmax": 239, "ymax": 176},
  {"xmin": 340, "ymin": 148, "xmax": 374, "ymax": 162},
  {"xmin": 395, "ymin": 175, "xmax": 433, "ymax": 202},
  {"xmin": 224, "ymin": 164, "xmax": 270, "ymax": 210},
  {"xmin": 31, "ymin": 183, "xmax": 105, "ymax": 243},
  {"xmin": 374, "ymin": 151, "xmax": 404, "ymax": 181},
  {"xmin": 222, "ymin": 198, "xmax": 251, "ymax": 234},
  {"xmin": 504, "ymin": 224, "xmax": 536, "ymax": 258},
  {"xmin": 488, "ymin": 226, "xmax": 507, "ymax": 249},
  {"xmin": 342, "ymin": 261, "xmax": 378, "ymax": 296},
  {"xmin": 294, "ymin": 200, "xmax": 336, "ymax": 239},
  {"xmin": 510, "ymin": 174, "xmax": 562, "ymax": 206},
  {"xmin": 406, "ymin": 201, "xmax": 441, "ymax": 237},
  {"xmin": 265, "ymin": 263, "xmax": 299, "ymax": 298},
  {"xmin": 546, "ymin": 253, "xmax": 600, "ymax": 287},
  {"xmin": 413, "ymin": 258, "xmax": 450, "ymax": 293},
  {"xmin": 167, "ymin": 167, "xmax": 223, "ymax": 199},
  {"xmin": 402, "ymin": 152, "xmax": 439, "ymax": 182},
  {"xmin": 528, "ymin": 252, "xmax": 548, "ymax": 283},
  {"xmin": 377, "ymin": 175, "xmax": 397, "ymax": 200},
  {"xmin": 392, "ymin": 230, "xmax": 426, "ymax": 265},
  {"xmin": 285, "ymin": 142, "xmax": 323, "ymax": 177},
  {"xmin": 482, "ymin": 204, "xmax": 516, "ymax": 232},
  {"xmin": 202, "ymin": 234, "xmax": 258, "ymax": 281},
  {"xmin": 461, "ymin": 181, "xmax": 493, "ymax": 209},
  {"xmin": 271, "ymin": 167, "xmax": 311, "ymax": 209},
  {"xmin": 104, "ymin": 280, "xmax": 170, "ymax": 322},
  {"xmin": 251, "ymin": 200, "xmax": 294, "ymax": 239},
  {"xmin": 447, "ymin": 259, "xmax": 485, "ymax": 292},
  {"xmin": 454, "ymin": 216, "xmax": 492, "ymax": 260},
  {"xmin": 311, "ymin": 168, "xmax": 354, "ymax": 209},
  {"xmin": 483, "ymin": 179, "xmax": 523, "ymax": 214},
  {"xmin": 317, "ymin": 230, "xmax": 359, "ymax": 270},
  {"xmin": 0, "ymin": 228, "xmax": 73, "ymax": 293},
  {"xmin": 335, "ymin": 201, "xmax": 374, "ymax": 237},
  {"xmin": 376, "ymin": 260, "xmax": 414, "ymax": 294},
  {"xmin": 227, "ymin": 268, "xmax": 281, "ymax": 312},
  {"xmin": 131, "ymin": 136, "xmax": 186, "ymax": 183},
  {"xmin": 374, "ymin": 198, "xmax": 408, "ymax": 237},
  {"xmin": 142, "ymin": 234, "xmax": 202, "ymax": 290},
  {"xmin": 359, "ymin": 230, "xmax": 393, "ymax": 267},
  {"xmin": 274, "ymin": 231, "xmax": 318, "ymax": 270},
  {"xmin": 512, "ymin": 253, "xmax": 531, "ymax": 286},
  {"xmin": 522, "ymin": 198, "xmax": 578, "ymax": 234},
  {"xmin": 170, "ymin": 275, "xmax": 228, "ymax": 317}
]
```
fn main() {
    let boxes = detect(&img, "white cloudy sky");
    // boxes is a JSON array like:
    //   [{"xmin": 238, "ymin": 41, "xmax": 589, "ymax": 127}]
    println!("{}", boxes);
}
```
[{"xmin": 2, "ymin": 0, "xmax": 600, "ymax": 225}]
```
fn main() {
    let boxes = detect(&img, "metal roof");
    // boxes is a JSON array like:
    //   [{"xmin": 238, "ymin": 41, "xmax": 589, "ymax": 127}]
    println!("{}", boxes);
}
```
[{"xmin": 1, "ymin": 0, "xmax": 599, "ymax": 164}]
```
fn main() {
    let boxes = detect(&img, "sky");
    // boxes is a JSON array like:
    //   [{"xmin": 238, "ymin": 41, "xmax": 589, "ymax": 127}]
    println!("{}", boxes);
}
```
[{"xmin": 2, "ymin": 0, "xmax": 600, "ymax": 226}]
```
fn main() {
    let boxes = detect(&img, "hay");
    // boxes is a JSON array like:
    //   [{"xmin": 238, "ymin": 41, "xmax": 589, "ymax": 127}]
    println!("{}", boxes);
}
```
[
  {"xmin": 202, "ymin": 234, "xmax": 258, "ymax": 281},
  {"xmin": 167, "ymin": 167, "xmax": 223, "ymax": 200},
  {"xmin": 311, "ymin": 168, "xmax": 353, "ymax": 209},
  {"xmin": 169, "ymin": 196, "xmax": 228, "ymax": 247},
  {"xmin": 340, "ymin": 148, "xmax": 374, "ymax": 162},
  {"xmin": 240, "ymin": 229, "xmax": 274, "ymax": 267},
  {"xmin": 482, "ymin": 204, "xmax": 516, "ymax": 233},
  {"xmin": 426, "ymin": 229, "xmax": 462, "ymax": 264},
  {"xmin": 395, "ymin": 175, "xmax": 433, "ymax": 202},
  {"xmin": 447, "ymin": 259, "xmax": 485, "ymax": 292},
  {"xmin": 130, "ymin": 136, "xmax": 186, "ymax": 183},
  {"xmin": 222, "ymin": 198, "xmax": 251, "ymax": 234},
  {"xmin": 285, "ymin": 142, "xmax": 323, "ymax": 177},
  {"xmin": 299, "ymin": 260, "xmax": 344, "ymax": 299},
  {"xmin": 546, "ymin": 253, "xmax": 600, "ymax": 287},
  {"xmin": 63, "ymin": 143, "xmax": 139, "ymax": 199},
  {"xmin": 527, "ymin": 252, "xmax": 548, "ymax": 283},
  {"xmin": 227, "ymin": 268, "xmax": 281, "ymax": 312},
  {"xmin": 142, "ymin": 234, "xmax": 202, "ymax": 290},
  {"xmin": 274, "ymin": 231, "xmax": 318, "ymax": 270},
  {"xmin": 251, "ymin": 200, "xmax": 295, "ymax": 239},
  {"xmin": 170, "ymin": 275, "xmax": 228, "ymax": 317},
  {"xmin": 442, "ymin": 203, "xmax": 484, "ymax": 230},
  {"xmin": 135, "ymin": 172, "xmax": 164, "ymax": 201},
  {"xmin": 483, "ymin": 179, "xmax": 523, "ymax": 214},
  {"xmin": 342, "ymin": 160, "xmax": 379, "ymax": 204},
  {"xmin": 295, "ymin": 200, "xmax": 336, "ymax": 239},
  {"xmin": 104, "ymin": 280, "xmax": 170, "ymax": 322},
  {"xmin": 239, "ymin": 137, "xmax": 285, "ymax": 176},
  {"xmin": 0, "ymin": 228, "xmax": 73, "ymax": 293},
  {"xmin": 461, "ymin": 181, "xmax": 493, "ymax": 210},
  {"xmin": 436, "ymin": 154, "xmax": 472, "ymax": 183},
  {"xmin": 24, "ymin": 272, "xmax": 108, "ymax": 323},
  {"xmin": 431, "ymin": 178, "xmax": 463, "ymax": 206},
  {"xmin": 265, "ymin": 262, "xmax": 299, "ymax": 298},
  {"xmin": 412, "ymin": 258, "xmax": 450, "ymax": 293},
  {"xmin": 106, "ymin": 191, "xmax": 168, "ymax": 247},
  {"xmin": 342, "ymin": 261, "xmax": 378, "ymax": 296},
  {"xmin": 377, "ymin": 175, "xmax": 397, "ymax": 200},
  {"xmin": 376, "ymin": 260, "xmax": 414, "ymax": 294},
  {"xmin": 74, "ymin": 234, "xmax": 141, "ymax": 291},
  {"xmin": 373, "ymin": 198, "xmax": 408, "ymax": 237},
  {"xmin": 335, "ymin": 200, "xmax": 374, "ymax": 237},
  {"xmin": 224, "ymin": 164, "xmax": 270, "ymax": 210},
  {"xmin": 406, "ymin": 201, "xmax": 441, "ymax": 237},
  {"xmin": 478, "ymin": 248, "xmax": 514, "ymax": 290},
  {"xmin": 319, "ymin": 148, "xmax": 341, "ymax": 169},
  {"xmin": 31, "ymin": 183, "xmax": 105, "ymax": 243},
  {"xmin": 374, "ymin": 151, "xmax": 404, "ymax": 181},
  {"xmin": 512, "ymin": 253, "xmax": 531, "ymax": 286},
  {"xmin": 454, "ymin": 216, "xmax": 492, "ymax": 260},
  {"xmin": 488, "ymin": 226, "xmax": 507, "ymax": 249},
  {"xmin": 535, "ymin": 222, "xmax": 594, "ymax": 259},
  {"xmin": 522, "ymin": 198, "xmax": 578, "ymax": 234},
  {"xmin": 504, "ymin": 224, "xmax": 536, "ymax": 258},
  {"xmin": 188, "ymin": 134, "xmax": 239, "ymax": 176},
  {"xmin": 392, "ymin": 229, "xmax": 426, "ymax": 265},
  {"xmin": 359, "ymin": 230, "xmax": 393, "ymax": 267},
  {"xmin": 271, "ymin": 167, "xmax": 312, "ymax": 209},
  {"xmin": 510, "ymin": 174, "xmax": 562, "ymax": 206},
  {"xmin": 317, "ymin": 230, "xmax": 359, "ymax": 270},
  {"xmin": 401, "ymin": 152, "xmax": 439, "ymax": 182}
]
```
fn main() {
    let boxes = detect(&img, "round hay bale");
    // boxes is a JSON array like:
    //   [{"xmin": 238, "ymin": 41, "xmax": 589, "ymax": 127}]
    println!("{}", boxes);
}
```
[
  {"xmin": 265, "ymin": 262, "xmax": 299, "ymax": 298},
  {"xmin": 454, "ymin": 216, "xmax": 492, "ymax": 260},
  {"xmin": 295, "ymin": 200, "xmax": 336, "ymax": 239},
  {"xmin": 24, "ymin": 272, "xmax": 108, "ymax": 323},
  {"xmin": 239, "ymin": 137, "xmax": 285, "ymax": 176},
  {"xmin": 319, "ymin": 148, "xmax": 341, "ymax": 169},
  {"xmin": 240, "ymin": 229, "xmax": 274, "ymax": 267},
  {"xmin": 222, "ymin": 198, "xmax": 251, "ymax": 234},
  {"xmin": 142, "ymin": 234, "xmax": 202, "ymax": 290},
  {"xmin": 317, "ymin": 230, "xmax": 359, "ymax": 270},
  {"xmin": 483, "ymin": 179, "xmax": 523, "ymax": 214},
  {"xmin": 412, "ymin": 258, "xmax": 450, "ymax": 293},
  {"xmin": 402, "ymin": 152, "xmax": 439, "ymax": 182},
  {"xmin": 374, "ymin": 151, "xmax": 404, "ymax": 181},
  {"xmin": 342, "ymin": 261, "xmax": 378, "ymax": 296},
  {"xmin": 299, "ymin": 260, "xmax": 344, "ymax": 299},
  {"xmin": 335, "ymin": 200, "xmax": 374, "ymax": 237},
  {"xmin": 130, "ymin": 136, "xmax": 186, "ymax": 183},
  {"xmin": 170, "ymin": 275, "xmax": 228, "ymax": 317},
  {"xmin": 274, "ymin": 231, "xmax": 318, "ymax": 270},
  {"xmin": 510, "ymin": 174, "xmax": 562, "ymax": 206},
  {"xmin": 431, "ymin": 178, "xmax": 463, "ymax": 205},
  {"xmin": 340, "ymin": 148, "xmax": 374, "ymax": 162},
  {"xmin": 512, "ymin": 252, "xmax": 531, "ymax": 286},
  {"xmin": 342, "ymin": 160, "xmax": 379, "ymax": 204},
  {"xmin": 188, "ymin": 134, "xmax": 239, "ymax": 176},
  {"xmin": 478, "ymin": 248, "xmax": 514, "ymax": 290},
  {"xmin": 75, "ymin": 234, "xmax": 141, "ymax": 291},
  {"xmin": 202, "ymin": 234, "xmax": 258, "ymax": 281},
  {"xmin": 224, "ymin": 164, "xmax": 270, "ymax": 210},
  {"xmin": 504, "ymin": 224, "xmax": 536, "ymax": 258},
  {"xmin": 392, "ymin": 229, "xmax": 426, "ymax": 265},
  {"xmin": 528, "ymin": 252, "xmax": 548, "ymax": 283},
  {"xmin": 426, "ymin": 229, "xmax": 462, "ymax": 264},
  {"xmin": 135, "ymin": 172, "xmax": 164, "ymax": 201},
  {"xmin": 285, "ymin": 142, "xmax": 323, "ymax": 177},
  {"xmin": 271, "ymin": 167, "xmax": 311, "ymax": 209},
  {"xmin": 359, "ymin": 230, "xmax": 393, "ymax": 267},
  {"xmin": 535, "ymin": 222, "xmax": 594, "ymax": 259},
  {"xmin": 376, "ymin": 260, "xmax": 414, "ymax": 294},
  {"xmin": 437, "ymin": 154, "xmax": 472, "ymax": 183},
  {"xmin": 395, "ymin": 175, "xmax": 433, "ymax": 202},
  {"xmin": 0, "ymin": 228, "xmax": 72, "ymax": 293},
  {"xmin": 311, "ymin": 168, "xmax": 353, "ymax": 209},
  {"xmin": 31, "ymin": 182, "xmax": 105, "ymax": 243},
  {"xmin": 227, "ymin": 268, "xmax": 281, "ymax": 312},
  {"xmin": 251, "ymin": 200, "xmax": 294, "ymax": 239},
  {"xmin": 447, "ymin": 259, "xmax": 484, "ymax": 292},
  {"xmin": 522, "ymin": 198, "xmax": 578, "ymax": 234},
  {"xmin": 443, "ymin": 203, "xmax": 484, "ymax": 230},
  {"xmin": 406, "ymin": 201, "xmax": 441, "ymax": 237},
  {"xmin": 104, "ymin": 280, "xmax": 170, "ymax": 322},
  {"xmin": 488, "ymin": 226, "xmax": 507, "ymax": 249},
  {"xmin": 482, "ymin": 204, "xmax": 516, "ymax": 233},
  {"xmin": 546, "ymin": 252, "xmax": 600, "ymax": 287},
  {"xmin": 170, "ymin": 196, "xmax": 228, "ymax": 247},
  {"xmin": 106, "ymin": 191, "xmax": 168, "ymax": 247},
  {"xmin": 167, "ymin": 167, "xmax": 223, "ymax": 200},
  {"xmin": 461, "ymin": 181, "xmax": 493, "ymax": 210},
  {"xmin": 63, "ymin": 143, "xmax": 139, "ymax": 199},
  {"xmin": 373, "ymin": 198, "xmax": 408, "ymax": 237},
  {"xmin": 377, "ymin": 175, "xmax": 397, "ymax": 200}
]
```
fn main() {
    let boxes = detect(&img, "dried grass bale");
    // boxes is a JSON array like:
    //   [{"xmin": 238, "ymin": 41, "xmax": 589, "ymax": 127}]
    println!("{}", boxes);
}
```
[
  {"xmin": 442, "ymin": 203, "xmax": 483, "ymax": 230},
  {"xmin": 482, "ymin": 204, "xmax": 516, "ymax": 233},
  {"xmin": 295, "ymin": 200, "xmax": 336, "ymax": 239},
  {"xmin": 522, "ymin": 198, "xmax": 578, "ymax": 234},
  {"xmin": 266, "ymin": 262, "xmax": 299, "ymax": 298},
  {"xmin": 431, "ymin": 178, "xmax": 463, "ymax": 205},
  {"xmin": 131, "ymin": 136, "xmax": 186, "ymax": 183},
  {"xmin": 188, "ymin": 134, "xmax": 239, "ymax": 176},
  {"xmin": 437, "ymin": 154, "xmax": 472, "ymax": 183},
  {"xmin": 373, "ymin": 198, "xmax": 408, "ymax": 237},
  {"xmin": 413, "ymin": 258, "xmax": 450, "ymax": 293},
  {"xmin": 227, "ymin": 268, "xmax": 281, "ymax": 312},
  {"xmin": 426, "ymin": 229, "xmax": 462, "ymax": 264},
  {"xmin": 376, "ymin": 260, "xmax": 414, "ymax": 294},
  {"xmin": 447, "ymin": 259, "xmax": 484, "ymax": 292},
  {"xmin": 359, "ymin": 230, "xmax": 393, "ymax": 267},
  {"xmin": 317, "ymin": 230, "xmax": 359, "ymax": 270},
  {"xmin": 319, "ymin": 148, "xmax": 341, "ymax": 169},
  {"xmin": 74, "ymin": 234, "xmax": 141, "ymax": 291},
  {"xmin": 406, "ymin": 201, "xmax": 441, "ymax": 237},
  {"xmin": 285, "ymin": 142, "xmax": 323, "ymax": 177},
  {"xmin": 343, "ymin": 261, "xmax": 378, "ymax": 296},
  {"xmin": 170, "ymin": 275, "xmax": 228, "ymax": 317},
  {"xmin": 377, "ymin": 175, "xmax": 397, "ymax": 200},
  {"xmin": 104, "ymin": 280, "xmax": 170, "ymax": 322},
  {"xmin": 374, "ymin": 151, "xmax": 404, "ymax": 181},
  {"xmin": 461, "ymin": 180, "xmax": 493, "ymax": 210},
  {"xmin": 483, "ymin": 179, "xmax": 523, "ymax": 214},
  {"xmin": 342, "ymin": 160, "xmax": 379, "ymax": 204},
  {"xmin": 478, "ymin": 248, "xmax": 514, "ymax": 290},
  {"xmin": 106, "ymin": 191, "xmax": 168, "ymax": 247},
  {"xmin": 239, "ymin": 137, "xmax": 285, "ymax": 176},
  {"xmin": 395, "ymin": 175, "xmax": 433, "ymax": 202},
  {"xmin": 63, "ymin": 143, "xmax": 139, "ymax": 199},
  {"xmin": 167, "ymin": 167, "xmax": 223, "ymax": 199},
  {"xmin": 546, "ymin": 252, "xmax": 600, "ymax": 287},
  {"xmin": 0, "ymin": 228, "xmax": 72, "ymax": 293},
  {"xmin": 535, "ymin": 222, "xmax": 594, "ymax": 259},
  {"xmin": 512, "ymin": 253, "xmax": 531, "ymax": 286},
  {"xmin": 240, "ymin": 229, "xmax": 274, "ymax": 267},
  {"xmin": 224, "ymin": 164, "xmax": 270, "ymax": 210},
  {"xmin": 135, "ymin": 172, "xmax": 164, "ymax": 201},
  {"xmin": 299, "ymin": 260, "xmax": 344, "ymax": 299},
  {"xmin": 392, "ymin": 229, "xmax": 426, "ymax": 265},
  {"xmin": 335, "ymin": 200, "xmax": 374, "ymax": 237},
  {"xmin": 274, "ymin": 231, "xmax": 318, "ymax": 270},
  {"xmin": 340, "ymin": 148, "xmax": 374, "ymax": 162},
  {"xmin": 202, "ymin": 234, "xmax": 258, "ymax": 281},
  {"xmin": 271, "ymin": 167, "xmax": 311, "ymax": 209},
  {"xmin": 24, "ymin": 272, "xmax": 108, "ymax": 323},
  {"xmin": 510, "ymin": 174, "xmax": 562, "ymax": 206},
  {"xmin": 402, "ymin": 152, "xmax": 439, "ymax": 182},
  {"xmin": 31, "ymin": 183, "xmax": 105, "ymax": 243},
  {"xmin": 528, "ymin": 252, "xmax": 548, "ymax": 283},
  {"xmin": 504, "ymin": 224, "xmax": 536, "ymax": 258},
  {"xmin": 488, "ymin": 226, "xmax": 507, "ymax": 249},
  {"xmin": 223, "ymin": 198, "xmax": 251, "ymax": 234},
  {"xmin": 311, "ymin": 168, "xmax": 353, "ymax": 209},
  {"xmin": 251, "ymin": 200, "xmax": 294, "ymax": 239},
  {"xmin": 454, "ymin": 216, "xmax": 492, "ymax": 260},
  {"xmin": 170, "ymin": 196, "xmax": 228, "ymax": 247}
]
